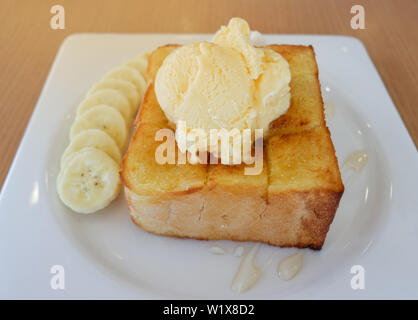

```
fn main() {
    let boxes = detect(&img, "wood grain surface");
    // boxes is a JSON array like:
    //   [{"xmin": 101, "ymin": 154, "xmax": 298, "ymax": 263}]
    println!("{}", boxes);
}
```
[{"xmin": 0, "ymin": 0, "xmax": 417, "ymax": 188}]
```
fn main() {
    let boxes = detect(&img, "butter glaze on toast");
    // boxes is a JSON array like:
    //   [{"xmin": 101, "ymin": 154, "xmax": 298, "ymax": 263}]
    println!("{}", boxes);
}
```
[{"xmin": 121, "ymin": 44, "xmax": 344, "ymax": 249}]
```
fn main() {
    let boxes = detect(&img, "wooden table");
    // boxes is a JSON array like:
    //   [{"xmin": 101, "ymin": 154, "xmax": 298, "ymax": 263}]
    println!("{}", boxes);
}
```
[{"xmin": 0, "ymin": 0, "xmax": 417, "ymax": 188}]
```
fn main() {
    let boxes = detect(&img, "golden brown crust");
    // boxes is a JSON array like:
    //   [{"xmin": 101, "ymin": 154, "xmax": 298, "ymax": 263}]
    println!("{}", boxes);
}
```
[
  {"xmin": 298, "ymin": 190, "xmax": 344, "ymax": 249},
  {"xmin": 122, "ymin": 43, "xmax": 344, "ymax": 250},
  {"xmin": 268, "ymin": 73, "xmax": 325, "ymax": 137},
  {"xmin": 121, "ymin": 122, "xmax": 207, "ymax": 196},
  {"xmin": 267, "ymin": 126, "xmax": 344, "ymax": 193},
  {"xmin": 266, "ymin": 44, "xmax": 318, "ymax": 76},
  {"xmin": 147, "ymin": 44, "xmax": 180, "ymax": 82},
  {"xmin": 125, "ymin": 187, "xmax": 343, "ymax": 249}
]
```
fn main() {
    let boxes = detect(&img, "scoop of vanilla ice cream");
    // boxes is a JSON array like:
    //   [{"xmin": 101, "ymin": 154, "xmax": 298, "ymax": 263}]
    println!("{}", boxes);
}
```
[
  {"xmin": 213, "ymin": 17, "xmax": 265, "ymax": 80},
  {"xmin": 154, "ymin": 17, "xmax": 291, "ymax": 163},
  {"xmin": 155, "ymin": 42, "xmax": 255, "ymax": 133}
]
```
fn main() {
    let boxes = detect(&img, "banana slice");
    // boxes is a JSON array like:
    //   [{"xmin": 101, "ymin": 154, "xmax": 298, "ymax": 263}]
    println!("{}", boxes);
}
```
[
  {"xmin": 70, "ymin": 105, "xmax": 127, "ymax": 149},
  {"xmin": 57, "ymin": 148, "xmax": 121, "ymax": 214},
  {"xmin": 126, "ymin": 52, "xmax": 150, "ymax": 78},
  {"xmin": 104, "ymin": 65, "xmax": 147, "ymax": 99},
  {"xmin": 77, "ymin": 89, "xmax": 132, "ymax": 123},
  {"xmin": 87, "ymin": 79, "xmax": 139, "ymax": 112},
  {"xmin": 61, "ymin": 129, "xmax": 121, "ymax": 168}
]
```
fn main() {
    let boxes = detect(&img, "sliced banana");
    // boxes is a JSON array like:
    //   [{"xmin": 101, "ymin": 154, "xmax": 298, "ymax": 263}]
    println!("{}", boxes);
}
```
[
  {"xmin": 57, "ymin": 148, "xmax": 121, "ymax": 214},
  {"xmin": 126, "ymin": 52, "xmax": 150, "ymax": 78},
  {"xmin": 104, "ymin": 65, "xmax": 147, "ymax": 99},
  {"xmin": 70, "ymin": 105, "xmax": 127, "ymax": 149},
  {"xmin": 77, "ymin": 89, "xmax": 132, "ymax": 123},
  {"xmin": 87, "ymin": 78, "xmax": 139, "ymax": 112},
  {"xmin": 61, "ymin": 129, "xmax": 121, "ymax": 168},
  {"xmin": 57, "ymin": 54, "xmax": 154, "ymax": 214}
]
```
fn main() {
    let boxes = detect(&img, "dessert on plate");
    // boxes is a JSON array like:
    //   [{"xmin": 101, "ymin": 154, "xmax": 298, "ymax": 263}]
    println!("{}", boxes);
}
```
[
  {"xmin": 121, "ymin": 18, "xmax": 344, "ymax": 249},
  {"xmin": 56, "ymin": 17, "xmax": 343, "ymax": 249}
]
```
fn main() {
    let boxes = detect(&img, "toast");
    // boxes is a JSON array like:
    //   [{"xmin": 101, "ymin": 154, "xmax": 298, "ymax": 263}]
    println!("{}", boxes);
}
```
[{"xmin": 121, "ymin": 44, "xmax": 344, "ymax": 249}]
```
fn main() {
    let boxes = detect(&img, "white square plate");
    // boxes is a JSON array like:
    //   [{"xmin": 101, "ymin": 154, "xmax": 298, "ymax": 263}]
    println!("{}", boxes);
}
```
[{"xmin": 1, "ymin": 34, "xmax": 417, "ymax": 299}]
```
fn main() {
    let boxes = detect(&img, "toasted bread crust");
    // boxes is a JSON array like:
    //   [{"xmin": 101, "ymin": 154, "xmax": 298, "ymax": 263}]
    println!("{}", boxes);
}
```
[
  {"xmin": 121, "ymin": 44, "xmax": 344, "ymax": 249},
  {"xmin": 125, "ymin": 187, "xmax": 342, "ymax": 249},
  {"xmin": 147, "ymin": 44, "xmax": 180, "ymax": 82}
]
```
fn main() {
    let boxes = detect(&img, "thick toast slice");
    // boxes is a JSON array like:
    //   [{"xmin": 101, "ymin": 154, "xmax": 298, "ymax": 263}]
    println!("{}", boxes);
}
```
[
  {"xmin": 121, "ymin": 44, "xmax": 344, "ymax": 249},
  {"xmin": 122, "ymin": 122, "xmax": 206, "ymax": 196}
]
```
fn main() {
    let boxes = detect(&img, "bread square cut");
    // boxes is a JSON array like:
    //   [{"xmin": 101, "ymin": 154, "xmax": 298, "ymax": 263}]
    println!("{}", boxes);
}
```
[{"xmin": 121, "ymin": 44, "xmax": 344, "ymax": 249}]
